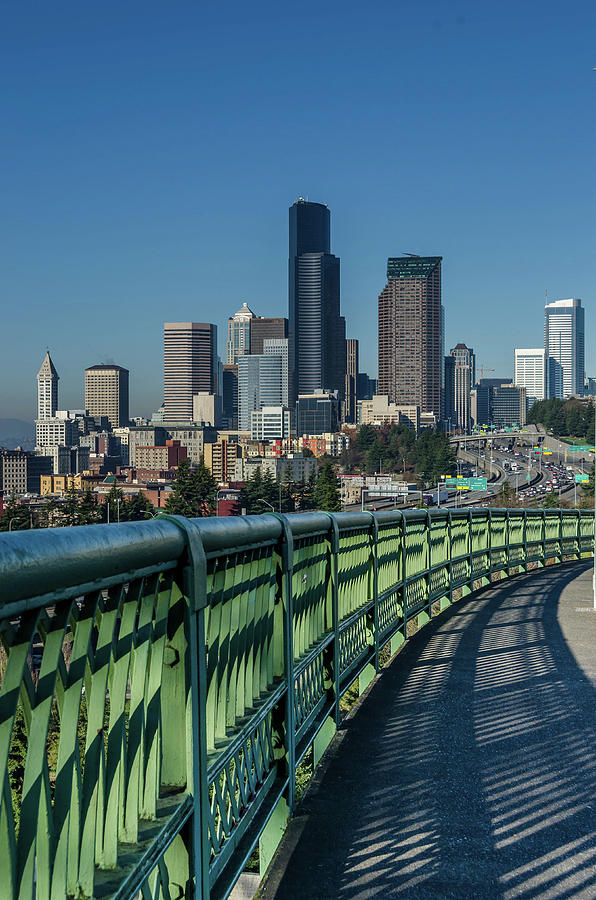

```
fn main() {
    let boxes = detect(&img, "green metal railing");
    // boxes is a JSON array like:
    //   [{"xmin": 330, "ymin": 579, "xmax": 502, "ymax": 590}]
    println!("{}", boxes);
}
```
[{"xmin": 0, "ymin": 508, "xmax": 593, "ymax": 899}]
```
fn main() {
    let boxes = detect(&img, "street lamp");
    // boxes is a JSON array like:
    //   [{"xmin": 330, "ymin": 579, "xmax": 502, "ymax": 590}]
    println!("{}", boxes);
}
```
[
  {"xmin": 257, "ymin": 498, "xmax": 274, "ymax": 512},
  {"xmin": 117, "ymin": 498, "xmax": 122, "ymax": 524}
]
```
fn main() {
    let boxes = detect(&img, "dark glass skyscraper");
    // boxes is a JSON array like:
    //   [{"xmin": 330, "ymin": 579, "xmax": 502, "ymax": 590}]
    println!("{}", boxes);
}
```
[{"xmin": 288, "ymin": 198, "xmax": 346, "ymax": 402}]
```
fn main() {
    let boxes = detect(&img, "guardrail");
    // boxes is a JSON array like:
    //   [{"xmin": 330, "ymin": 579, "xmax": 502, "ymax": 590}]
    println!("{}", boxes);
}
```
[{"xmin": 0, "ymin": 508, "xmax": 593, "ymax": 899}]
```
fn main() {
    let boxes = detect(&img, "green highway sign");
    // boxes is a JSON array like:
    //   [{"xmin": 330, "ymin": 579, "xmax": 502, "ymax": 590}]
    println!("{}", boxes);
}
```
[
  {"xmin": 526, "ymin": 474, "xmax": 532, "ymax": 483},
  {"xmin": 444, "ymin": 476, "xmax": 487, "ymax": 491},
  {"xmin": 575, "ymin": 473, "xmax": 589, "ymax": 483},
  {"xmin": 569, "ymin": 445, "xmax": 596, "ymax": 453}
]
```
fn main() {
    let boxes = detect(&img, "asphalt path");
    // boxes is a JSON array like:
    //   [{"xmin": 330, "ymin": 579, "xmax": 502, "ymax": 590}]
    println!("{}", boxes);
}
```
[{"xmin": 261, "ymin": 562, "xmax": 596, "ymax": 899}]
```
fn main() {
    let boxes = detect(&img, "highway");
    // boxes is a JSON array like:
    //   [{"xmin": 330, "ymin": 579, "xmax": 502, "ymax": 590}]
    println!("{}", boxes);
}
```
[{"xmin": 352, "ymin": 426, "xmax": 590, "ymax": 512}]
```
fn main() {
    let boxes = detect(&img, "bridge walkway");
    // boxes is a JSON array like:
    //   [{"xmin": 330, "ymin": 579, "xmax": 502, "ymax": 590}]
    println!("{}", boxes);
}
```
[{"xmin": 260, "ymin": 562, "xmax": 596, "ymax": 899}]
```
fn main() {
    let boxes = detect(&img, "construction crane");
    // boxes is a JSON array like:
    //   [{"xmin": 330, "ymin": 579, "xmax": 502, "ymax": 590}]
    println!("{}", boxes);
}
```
[{"xmin": 480, "ymin": 366, "xmax": 495, "ymax": 380}]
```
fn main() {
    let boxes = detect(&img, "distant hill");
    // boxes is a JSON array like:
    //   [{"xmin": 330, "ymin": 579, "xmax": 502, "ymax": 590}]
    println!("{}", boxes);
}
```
[{"xmin": 0, "ymin": 419, "xmax": 35, "ymax": 450}]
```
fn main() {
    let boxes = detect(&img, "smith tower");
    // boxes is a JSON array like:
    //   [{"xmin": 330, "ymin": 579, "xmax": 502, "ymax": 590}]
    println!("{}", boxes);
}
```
[{"xmin": 288, "ymin": 198, "xmax": 346, "ymax": 403}]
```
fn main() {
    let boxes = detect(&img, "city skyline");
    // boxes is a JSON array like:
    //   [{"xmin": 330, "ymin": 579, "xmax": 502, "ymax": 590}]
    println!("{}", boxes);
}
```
[{"xmin": 1, "ymin": 2, "xmax": 595, "ymax": 420}]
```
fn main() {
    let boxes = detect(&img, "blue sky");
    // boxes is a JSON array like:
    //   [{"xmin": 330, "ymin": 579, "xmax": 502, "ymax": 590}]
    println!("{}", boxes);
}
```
[{"xmin": 1, "ymin": 0, "xmax": 594, "ymax": 420}]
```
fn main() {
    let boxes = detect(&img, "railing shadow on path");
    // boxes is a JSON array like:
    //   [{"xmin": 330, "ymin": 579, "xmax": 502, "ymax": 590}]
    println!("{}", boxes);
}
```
[{"xmin": 261, "ymin": 561, "xmax": 596, "ymax": 900}]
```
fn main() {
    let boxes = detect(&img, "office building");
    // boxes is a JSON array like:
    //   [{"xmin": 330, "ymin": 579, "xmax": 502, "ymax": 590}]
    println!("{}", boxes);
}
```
[
  {"xmin": 37, "ymin": 352, "xmax": 59, "ymax": 419},
  {"xmin": 345, "ymin": 338, "xmax": 359, "ymax": 424},
  {"xmin": 444, "ymin": 356, "xmax": 456, "ymax": 427},
  {"xmin": 357, "ymin": 373, "xmax": 376, "ymax": 401},
  {"xmin": 492, "ymin": 384, "xmax": 527, "ymax": 428},
  {"xmin": 164, "ymin": 322, "xmax": 218, "ymax": 423},
  {"xmin": 192, "ymin": 392, "xmax": 223, "ymax": 427},
  {"xmin": 544, "ymin": 298, "xmax": 585, "ymax": 398},
  {"xmin": 35, "ymin": 417, "xmax": 79, "ymax": 449},
  {"xmin": 296, "ymin": 392, "xmax": 340, "ymax": 436},
  {"xmin": 514, "ymin": 349, "xmax": 546, "ymax": 411},
  {"xmin": 222, "ymin": 364, "xmax": 239, "ymax": 429},
  {"xmin": 226, "ymin": 303, "xmax": 255, "ymax": 363},
  {"xmin": 448, "ymin": 343, "xmax": 475, "ymax": 432},
  {"xmin": 237, "ymin": 342, "xmax": 288, "ymax": 432},
  {"xmin": 0, "ymin": 450, "xmax": 28, "ymax": 496},
  {"xmin": 84, "ymin": 364, "xmax": 130, "ymax": 429},
  {"xmin": 378, "ymin": 256, "xmax": 442, "ymax": 420},
  {"xmin": 133, "ymin": 441, "xmax": 187, "ymax": 471},
  {"xmin": 235, "ymin": 453, "xmax": 317, "ymax": 484},
  {"xmin": 358, "ymin": 396, "xmax": 420, "ymax": 431},
  {"xmin": 251, "ymin": 407, "xmax": 292, "ymax": 441},
  {"xmin": 250, "ymin": 316, "xmax": 288, "ymax": 355},
  {"xmin": 288, "ymin": 198, "xmax": 346, "ymax": 402}
]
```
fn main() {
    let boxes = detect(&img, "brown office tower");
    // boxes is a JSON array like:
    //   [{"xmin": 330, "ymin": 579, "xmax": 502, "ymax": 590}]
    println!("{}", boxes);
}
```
[
  {"xmin": 345, "ymin": 338, "xmax": 359, "ymax": 423},
  {"xmin": 164, "ymin": 322, "xmax": 218, "ymax": 424},
  {"xmin": 250, "ymin": 317, "xmax": 288, "ymax": 355},
  {"xmin": 378, "ymin": 256, "xmax": 442, "ymax": 419}
]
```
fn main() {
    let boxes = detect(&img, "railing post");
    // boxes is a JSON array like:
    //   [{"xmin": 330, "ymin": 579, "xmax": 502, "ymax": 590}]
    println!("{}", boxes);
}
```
[
  {"xmin": 401, "ymin": 512, "xmax": 408, "ymax": 635},
  {"xmin": 159, "ymin": 514, "xmax": 210, "ymax": 900},
  {"xmin": 488, "ymin": 508, "xmax": 493, "ymax": 579},
  {"xmin": 506, "ymin": 509, "xmax": 510, "ymax": 574},
  {"xmin": 468, "ymin": 509, "xmax": 473, "ymax": 591},
  {"xmin": 523, "ymin": 508, "xmax": 528, "ymax": 571},
  {"xmin": 426, "ymin": 511, "xmax": 433, "ymax": 620},
  {"xmin": 271, "ymin": 513, "xmax": 296, "ymax": 815},
  {"xmin": 447, "ymin": 510, "xmax": 453, "ymax": 604},
  {"xmin": 370, "ymin": 513, "xmax": 380, "ymax": 672},
  {"xmin": 325, "ymin": 515, "xmax": 341, "ymax": 726}
]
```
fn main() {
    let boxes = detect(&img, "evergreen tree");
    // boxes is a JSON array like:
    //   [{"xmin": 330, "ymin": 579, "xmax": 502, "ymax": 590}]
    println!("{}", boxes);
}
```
[
  {"xmin": 165, "ymin": 457, "xmax": 217, "ymax": 517},
  {"xmin": 125, "ymin": 492, "xmax": 155, "ymax": 521},
  {"xmin": 313, "ymin": 461, "xmax": 341, "ymax": 512},
  {"xmin": 0, "ymin": 494, "xmax": 30, "ymax": 531},
  {"xmin": 299, "ymin": 468, "xmax": 318, "ymax": 510}
]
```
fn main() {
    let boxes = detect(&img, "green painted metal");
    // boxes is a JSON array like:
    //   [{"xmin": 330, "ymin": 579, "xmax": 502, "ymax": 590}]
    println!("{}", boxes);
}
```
[{"xmin": 0, "ymin": 508, "xmax": 593, "ymax": 899}]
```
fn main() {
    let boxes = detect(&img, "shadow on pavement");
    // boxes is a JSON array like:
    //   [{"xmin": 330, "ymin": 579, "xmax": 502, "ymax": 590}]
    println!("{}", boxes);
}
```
[{"xmin": 260, "ymin": 561, "xmax": 596, "ymax": 899}]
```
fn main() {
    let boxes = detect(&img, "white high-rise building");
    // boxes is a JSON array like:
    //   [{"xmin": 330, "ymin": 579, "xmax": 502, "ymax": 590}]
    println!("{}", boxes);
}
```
[
  {"xmin": 514, "ymin": 349, "xmax": 546, "ymax": 411},
  {"xmin": 37, "ymin": 352, "xmax": 59, "ymax": 419},
  {"xmin": 544, "ymin": 299, "xmax": 585, "ymax": 398},
  {"xmin": 226, "ymin": 302, "xmax": 255, "ymax": 364}
]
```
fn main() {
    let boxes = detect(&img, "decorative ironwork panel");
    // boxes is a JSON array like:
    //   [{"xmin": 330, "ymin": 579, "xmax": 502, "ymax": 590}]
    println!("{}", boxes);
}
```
[
  {"xmin": 291, "ymin": 535, "xmax": 329, "ymax": 662},
  {"xmin": 376, "ymin": 521, "xmax": 402, "ymax": 596},
  {"xmin": 337, "ymin": 527, "xmax": 371, "ymax": 622}
]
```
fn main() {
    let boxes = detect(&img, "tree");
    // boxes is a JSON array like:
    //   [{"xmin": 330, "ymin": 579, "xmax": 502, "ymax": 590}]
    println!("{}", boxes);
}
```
[
  {"xmin": 0, "ymin": 494, "xmax": 30, "ymax": 531},
  {"xmin": 165, "ymin": 457, "xmax": 217, "ymax": 517},
  {"xmin": 298, "ymin": 468, "xmax": 318, "ymax": 511},
  {"xmin": 313, "ymin": 461, "xmax": 341, "ymax": 512},
  {"xmin": 355, "ymin": 424, "xmax": 378, "ymax": 451},
  {"xmin": 125, "ymin": 492, "xmax": 155, "ymax": 521}
]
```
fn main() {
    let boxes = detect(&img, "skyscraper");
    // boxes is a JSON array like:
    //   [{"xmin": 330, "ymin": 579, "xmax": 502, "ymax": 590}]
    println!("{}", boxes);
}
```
[
  {"xmin": 345, "ymin": 338, "xmax": 359, "ymax": 424},
  {"xmin": 250, "ymin": 316, "xmax": 288, "ymax": 355},
  {"xmin": 448, "ymin": 343, "xmax": 475, "ymax": 432},
  {"xmin": 544, "ymin": 298, "xmax": 585, "ymax": 398},
  {"xmin": 237, "ymin": 343, "xmax": 288, "ymax": 432},
  {"xmin": 226, "ymin": 303, "xmax": 255, "ymax": 364},
  {"xmin": 163, "ymin": 322, "xmax": 218, "ymax": 424},
  {"xmin": 37, "ymin": 351, "xmax": 59, "ymax": 419},
  {"xmin": 288, "ymin": 198, "xmax": 346, "ymax": 402},
  {"xmin": 378, "ymin": 256, "xmax": 442, "ymax": 420},
  {"xmin": 514, "ymin": 349, "xmax": 546, "ymax": 411},
  {"xmin": 84, "ymin": 364, "xmax": 130, "ymax": 428}
]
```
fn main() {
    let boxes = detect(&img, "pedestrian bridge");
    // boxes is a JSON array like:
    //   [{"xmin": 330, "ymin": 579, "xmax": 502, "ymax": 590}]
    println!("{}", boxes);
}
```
[{"xmin": 0, "ymin": 508, "xmax": 593, "ymax": 899}]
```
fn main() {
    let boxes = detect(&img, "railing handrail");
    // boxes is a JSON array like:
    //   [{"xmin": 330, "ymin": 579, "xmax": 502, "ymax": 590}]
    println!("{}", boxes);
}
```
[{"xmin": 0, "ymin": 507, "xmax": 593, "ymax": 899}]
